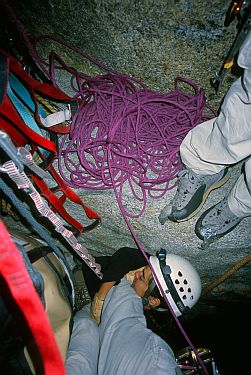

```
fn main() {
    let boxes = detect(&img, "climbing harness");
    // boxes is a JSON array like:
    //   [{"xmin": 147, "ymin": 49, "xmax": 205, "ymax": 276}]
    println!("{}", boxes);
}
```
[
  {"xmin": 0, "ymin": 49, "xmax": 101, "ymax": 234},
  {"xmin": 0, "ymin": 175, "xmax": 76, "ymax": 305},
  {"xmin": 9, "ymin": 229, "xmax": 74, "ymax": 365}
]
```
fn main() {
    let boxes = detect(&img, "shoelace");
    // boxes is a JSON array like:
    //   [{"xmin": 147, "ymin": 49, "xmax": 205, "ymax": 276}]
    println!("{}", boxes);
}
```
[{"xmin": 174, "ymin": 169, "xmax": 200, "ymax": 204}]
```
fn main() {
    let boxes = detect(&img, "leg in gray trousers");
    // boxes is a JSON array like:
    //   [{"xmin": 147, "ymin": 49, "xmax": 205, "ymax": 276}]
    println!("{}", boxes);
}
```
[{"xmin": 65, "ymin": 304, "xmax": 99, "ymax": 375}]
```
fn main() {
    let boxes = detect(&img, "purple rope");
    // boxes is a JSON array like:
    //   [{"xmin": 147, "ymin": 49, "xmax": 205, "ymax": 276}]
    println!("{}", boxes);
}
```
[
  {"xmin": 0, "ymin": 9, "xmax": 212, "ymax": 370},
  {"xmin": 109, "ymin": 152, "xmax": 210, "ymax": 375},
  {"xmin": 1, "ymin": 27, "xmax": 215, "ymax": 218},
  {"xmin": 57, "ymin": 73, "xmax": 215, "ymax": 217}
]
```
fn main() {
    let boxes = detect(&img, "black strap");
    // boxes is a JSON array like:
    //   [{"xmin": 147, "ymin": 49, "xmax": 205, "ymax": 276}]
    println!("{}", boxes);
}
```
[
  {"xmin": 0, "ymin": 51, "xmax": 8, "ymax": 107},
  {"xmin": 27, "ymin": 246, "xmax": 53, "ymax": 264},
  {"xmin": 157, "ymin": 248, "xmax": 190, "ymax": 315},
  {"xmin": 17, "ymin": 244, "xmax": 45, "ymax": 306}
]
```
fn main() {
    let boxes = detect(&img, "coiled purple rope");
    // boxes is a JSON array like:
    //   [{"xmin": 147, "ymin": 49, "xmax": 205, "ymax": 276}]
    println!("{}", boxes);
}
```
[
  {"xmin": 58, "ymin": 73, "xmax": 215, "ymax": 217},
  {"xmin": 0, "ymin": 10, "xmax": 212, "ymax": 369},
  {"xmin": 6, "ymin": 31, "xmax": 214, "ymax": 218}
]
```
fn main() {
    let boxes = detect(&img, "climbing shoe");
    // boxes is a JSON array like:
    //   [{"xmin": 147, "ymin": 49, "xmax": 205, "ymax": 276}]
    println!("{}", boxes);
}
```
[
  {"xmin": 168, "ymin": 168, "xmax": 230, "ymax": 222},
  {"xmin": 195, "ymin": 197, "xmax": 242, "ymax": 242}
]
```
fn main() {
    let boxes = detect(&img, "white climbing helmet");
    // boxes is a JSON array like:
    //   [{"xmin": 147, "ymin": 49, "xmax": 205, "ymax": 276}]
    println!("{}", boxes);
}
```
[{"xmin": 149, "ymin": 249, "xmax": 201, "ymax": 317}]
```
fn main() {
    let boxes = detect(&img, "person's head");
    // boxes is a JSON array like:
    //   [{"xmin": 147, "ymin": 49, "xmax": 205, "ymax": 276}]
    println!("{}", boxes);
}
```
[
  {"xmin": 132, "ymin": 249, "xmax": 201, "ymax": 317},
  {"xmin": 148, "ymin": 249, "xmax": 202, "ymax": 317},
  {"xmin": 131, "ymin": 266, "xmax": 161, "ymax": 309},
  {"xmin": 131, "ymin": 265, "xmax": 153, "ymax": 297}
]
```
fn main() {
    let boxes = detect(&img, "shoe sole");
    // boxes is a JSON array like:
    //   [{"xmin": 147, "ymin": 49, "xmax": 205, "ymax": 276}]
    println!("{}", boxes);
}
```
[
  {"xmin": 174, "ymin": 170, "xmax": 230, "ymax": 223},
  {"xmin": 195, "ymin": 216, "xmax": 241, "ymax": 241},
  {"xmin": 195, "ymin": 205, "xmax": 241, "ymax": 241}
]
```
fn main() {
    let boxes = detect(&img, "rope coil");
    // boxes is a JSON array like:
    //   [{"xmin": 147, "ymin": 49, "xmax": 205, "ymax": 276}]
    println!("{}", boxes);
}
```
[
  {"xmin": 0, "ymin": 12, "xmax": 213, "ymax": 370},
  {"xmin": 7, "ymin": 32, "xmax": 215, "ymax": 218},
  {"xmin": 58, "ymin": 74, "xmax": 215, "ymax": 217}
]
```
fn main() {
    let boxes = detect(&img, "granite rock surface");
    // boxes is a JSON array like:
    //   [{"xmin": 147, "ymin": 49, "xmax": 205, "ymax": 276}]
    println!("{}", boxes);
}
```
[{"xmin": 2, "ymin": 0, "xmax": 251, "ymax": 306}]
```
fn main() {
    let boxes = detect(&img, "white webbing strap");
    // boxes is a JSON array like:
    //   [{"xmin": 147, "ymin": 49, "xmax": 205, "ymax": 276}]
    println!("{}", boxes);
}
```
[
  {"xmin": 39, "ymin": 106, "xmax": 71, "ymax": 128},
  {"xmin": 2, "ymin": 157, "xmax": 103, "ymax": 279}
]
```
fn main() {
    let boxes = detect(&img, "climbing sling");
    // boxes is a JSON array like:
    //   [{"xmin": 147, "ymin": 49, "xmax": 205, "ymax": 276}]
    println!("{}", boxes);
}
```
[
  {"xmin": 0, "ymin": 47, "xmax": 103, "ymax": 371},
  {"xmin": 0, "ymin": 48, "xmax": 101, "ymax": 235}
]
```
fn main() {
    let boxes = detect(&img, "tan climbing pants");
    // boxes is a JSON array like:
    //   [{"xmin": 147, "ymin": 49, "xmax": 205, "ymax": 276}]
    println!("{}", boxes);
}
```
[{"xmin": 180, "ymin": 30, "xmax": 251, "ymax": 218}]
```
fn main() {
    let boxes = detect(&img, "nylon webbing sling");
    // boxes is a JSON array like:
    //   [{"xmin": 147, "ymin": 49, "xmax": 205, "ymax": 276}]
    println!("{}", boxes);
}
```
[
  {"xmin": 7, "ymin": 74, "xmax": 49, "ymax": 157},
  {"xmin": 0, "ymin": 220, "xmax": 66, "ymax": 375},
  {"xmin": 0, "ymin": 49, "xmax": 101, "ymax": 234},
  {"xmin": 8, "ymin": 72, "xmax": 71, "ymax": 128},
  {"xmin": 0, "ymin": 157, "xmax": 102, "ymax": 280},
  {"xmin": 31, "ymin": 165, "xmax": 101, "ymax": 234}
]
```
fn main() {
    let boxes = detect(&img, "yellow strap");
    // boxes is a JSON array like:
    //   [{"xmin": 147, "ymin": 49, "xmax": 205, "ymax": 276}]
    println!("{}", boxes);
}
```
[
  {"xmin": 223, "ymin": 60, "xmax": 234, "ymax": 69},
  {"xmin": 0, "ymin": 198, "xmax": 20, "ymax": 221}
]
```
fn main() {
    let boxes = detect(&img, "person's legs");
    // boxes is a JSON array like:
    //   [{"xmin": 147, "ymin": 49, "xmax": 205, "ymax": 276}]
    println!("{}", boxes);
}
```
[
  {"xmin": 228, "ymin": 157, "xmax": 251, "ymax": 218},
  {"xmin": 169, "ymin": 75, "xmax": 251, "ymax": 223},
  {"xmin": 65, "ymin": 304, "xmax": 99, "ymax": 375}
]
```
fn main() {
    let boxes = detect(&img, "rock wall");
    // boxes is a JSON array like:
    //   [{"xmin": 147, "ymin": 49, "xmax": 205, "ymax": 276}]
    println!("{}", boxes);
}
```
[{"xmin": 2, "ymin": 0, "xmax": 251, "ymax": 301}]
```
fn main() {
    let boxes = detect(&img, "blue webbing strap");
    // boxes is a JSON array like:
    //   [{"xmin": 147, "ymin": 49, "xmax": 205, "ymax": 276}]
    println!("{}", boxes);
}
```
[
  {"xmin": 9, "ymin": 73, "xmax": 47, "ymax": 118},
  {"xmin": 7, "ymin": 75, "xmax": 49, "ymax": 156}
]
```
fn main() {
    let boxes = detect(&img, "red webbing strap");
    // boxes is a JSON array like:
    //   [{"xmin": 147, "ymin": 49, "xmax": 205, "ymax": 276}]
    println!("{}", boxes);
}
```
[
  {"xmin": 8, "ymin": 52, "xmax": 75, "ymax": 134},
  {"xmin": 0, "ymin": 49, "xmax": 67, "ymax": 149},
  {"xmin": 32, "ymin": 164, "xmax": 101, "ymax": 234},
  {"xmin": 0, "ymin": 52, "xmax": 56, "ymax": 152},
  {"xmin": 0, "ymin": 220, "xmax": 66, "ymax": 375},
  {"xmin": 0, "ymin": 96, "xmax": 57, "ymax": 152},
  {"xmin": 8, "ymin": 53, "xmax": 71, "ymax": 101},
  {"xmin": 0, "ymin": 51, "xmax": 100, "ymax": 233}
]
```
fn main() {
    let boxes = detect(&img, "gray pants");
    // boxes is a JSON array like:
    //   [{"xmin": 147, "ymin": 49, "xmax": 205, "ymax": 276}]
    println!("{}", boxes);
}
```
[{"xmin": 65, "ymin": 304, "xmax": 99, "ymax": 375}]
